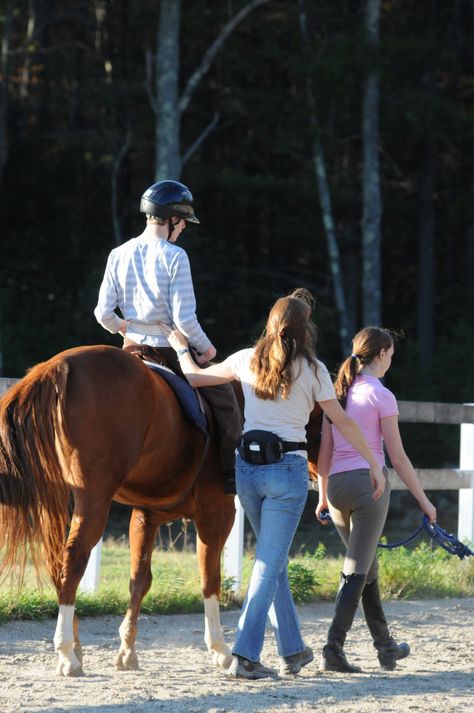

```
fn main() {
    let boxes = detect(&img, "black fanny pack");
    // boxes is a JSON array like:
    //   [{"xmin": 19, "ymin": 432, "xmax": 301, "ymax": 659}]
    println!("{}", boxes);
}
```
[{"xmin": 238, "ymin": 429, "xmax": 307, "ymax": 465}]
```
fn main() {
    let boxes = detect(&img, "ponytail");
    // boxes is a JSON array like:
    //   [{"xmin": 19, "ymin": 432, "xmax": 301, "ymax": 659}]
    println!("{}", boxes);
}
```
[
  {"xmin": 335, "ymin": 326, "xmax": 396, "ymax": 409},
  {"xmin": 334, "ymin": 354, "xmax": 359, "ymax": 409}
]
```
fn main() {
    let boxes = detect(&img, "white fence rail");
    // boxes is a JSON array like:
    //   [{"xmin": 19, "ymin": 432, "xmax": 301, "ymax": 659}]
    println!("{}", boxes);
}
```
[
  {"xmin": 224, "ymin": 400, "xmax": 474, "ymax": 590},
  {"xmin": 1, "ymin": 376, "xmax": 473, "ymax": 592}
]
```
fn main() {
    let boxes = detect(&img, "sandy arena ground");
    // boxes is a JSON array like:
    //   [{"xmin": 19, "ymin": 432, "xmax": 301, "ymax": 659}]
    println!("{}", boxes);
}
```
[{"xmin": 0, "ymin": 597, "xmax": 473, "ymax": 713}]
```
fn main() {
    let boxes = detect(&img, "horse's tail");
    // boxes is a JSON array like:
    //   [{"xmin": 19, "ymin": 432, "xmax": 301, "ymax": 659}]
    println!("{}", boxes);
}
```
[{"xmin": 0, "ymin": 357, "xmax": 71, "ymax": 588}]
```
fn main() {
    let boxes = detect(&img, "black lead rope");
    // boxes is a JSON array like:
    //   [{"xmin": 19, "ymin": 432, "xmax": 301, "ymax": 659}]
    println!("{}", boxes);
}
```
[{"xmin": 318, "ymin": 511, "xmax": 473, "ymax": 560}]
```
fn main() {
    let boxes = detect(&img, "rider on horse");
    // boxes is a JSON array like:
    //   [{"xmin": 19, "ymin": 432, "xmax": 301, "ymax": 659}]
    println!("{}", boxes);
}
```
[{"xmin": 94, "ymin": 179, "xmax": 242, "ymax": 494}]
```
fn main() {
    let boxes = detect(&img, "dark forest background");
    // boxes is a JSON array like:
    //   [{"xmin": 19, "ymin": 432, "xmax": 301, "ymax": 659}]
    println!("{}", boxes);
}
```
[{"xmin": 1, "ymin": 0, "xmax": 473, "ymax": 483}]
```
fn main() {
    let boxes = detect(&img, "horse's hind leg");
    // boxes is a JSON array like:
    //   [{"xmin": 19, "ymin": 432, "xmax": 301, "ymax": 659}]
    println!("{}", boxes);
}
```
[
  {"xmin": 195, "ymin": 496, "xmax": 235, "ymax": 668},
  {"xmin": 116, "ymin": 507, "xmax": 160, "ymax": 671},
  {"xmin": 53, "ymin": 500, "xmax": 110, "ymax": 677},
  {"xmin": 45, "ymin": 558, "xmax": 84, "ymax": 671}
]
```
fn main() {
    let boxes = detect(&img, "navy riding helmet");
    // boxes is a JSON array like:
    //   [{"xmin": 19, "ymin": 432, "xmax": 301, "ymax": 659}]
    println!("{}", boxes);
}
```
[{"xmin": 140, "ymin": 180, "xmax": 200, "ymax": 224}]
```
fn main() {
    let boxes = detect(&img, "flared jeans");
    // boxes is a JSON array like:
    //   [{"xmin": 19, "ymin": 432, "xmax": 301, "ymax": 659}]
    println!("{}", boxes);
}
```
[{"xmin": 232, "ymin": 453, "xmax": 309, "ymax": 663}]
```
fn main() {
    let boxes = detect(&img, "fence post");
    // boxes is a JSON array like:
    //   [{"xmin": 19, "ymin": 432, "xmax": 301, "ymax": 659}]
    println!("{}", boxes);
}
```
[
  {"xmin": 223, "ymin": 497, "xmax": 245, "ymax": 591},
  {"xmin": 459, "ymin": 405, "xmax": 474, "ymax": 543},
  {"xmin": 79, "ymin": 539, "xmax": 103, "ymax": 593}
]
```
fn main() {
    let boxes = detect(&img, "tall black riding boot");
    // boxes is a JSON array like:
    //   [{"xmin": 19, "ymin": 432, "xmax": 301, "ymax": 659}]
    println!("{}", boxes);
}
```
[
  {"xmin": 361, "ymin": 578, "xmax": 410, "ymax": 671},
  {"xmin": 321, "ymin": 572, "xmax": 366, "ymax": 673}
]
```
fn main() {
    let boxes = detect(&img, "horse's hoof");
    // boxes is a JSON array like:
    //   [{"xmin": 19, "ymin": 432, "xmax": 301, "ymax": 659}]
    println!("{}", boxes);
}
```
[
  {"xmin": 212, "ymin": 649, "xmax": 233, "ymax": 669},
  {"xmin": 115, "ymin": 651, "xmax": 139, "ymax": 670},
  {"xmin": 56, "ymin": 661, "xmax": 84, "ymax": 677}
]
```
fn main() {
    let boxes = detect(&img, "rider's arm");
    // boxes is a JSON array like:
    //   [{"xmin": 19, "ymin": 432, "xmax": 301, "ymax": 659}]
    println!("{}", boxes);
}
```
[
  {"xmin": 94, "ymin": 254, "xmax": 123, "ymax": 333},
  {"xmin": 169, "ymin": 251, "xmax": 213, "ymax": 355}
]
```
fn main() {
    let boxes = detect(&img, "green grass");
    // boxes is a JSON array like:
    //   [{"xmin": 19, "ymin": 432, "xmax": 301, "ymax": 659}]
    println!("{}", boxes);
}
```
[{"xmin": 0, "ymin": 539, "xmax": 473, "ymax": 624}]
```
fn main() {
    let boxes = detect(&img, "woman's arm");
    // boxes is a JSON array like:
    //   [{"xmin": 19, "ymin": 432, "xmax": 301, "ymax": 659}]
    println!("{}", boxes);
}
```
[
  {"xmin": 318, "ymin": 398, "xmax": 386, "ymax": 500},
  {"xmin": 178, "ymin": 351, "xmax": 234, "ymax": 387},
  {"xmin": 315, "ymin": 417, "xmax": 333, "ymax": 524},
  {"xmin": 163, "ymin": 326, "xmax": 235, "ymax": 387},
  {"xmin": 317, "ymin": 415, "xmax": 333, "ymax": 478},
  {"xmin": 381, "ymin": 416, "xmax": 437, "ymax": 522}
]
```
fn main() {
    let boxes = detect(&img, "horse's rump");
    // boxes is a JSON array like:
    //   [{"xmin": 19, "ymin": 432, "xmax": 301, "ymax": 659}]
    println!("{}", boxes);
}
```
[{"xmin": 0, "ymin": 345, "xmax": 212, "ymax": 583}]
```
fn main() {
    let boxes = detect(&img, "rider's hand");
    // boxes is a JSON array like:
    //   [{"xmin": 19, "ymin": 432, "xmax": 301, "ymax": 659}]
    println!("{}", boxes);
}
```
[
  {"xmin": 196, "ymin": 345, "xmax": 216, "ymax": 364},
  {"xmin": 370, "ymin": 465, "xmax": 386, "ymax": 500}
]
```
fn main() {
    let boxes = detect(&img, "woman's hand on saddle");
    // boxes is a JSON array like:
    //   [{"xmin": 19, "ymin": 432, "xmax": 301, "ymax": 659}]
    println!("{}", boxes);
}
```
[
  {"xmin": 370, "ymin": 465, "xmax": 386, "ymax": 500},
  {"xmin": 162, "ymin": 324, "xmax": 189, "ymax": 351}
]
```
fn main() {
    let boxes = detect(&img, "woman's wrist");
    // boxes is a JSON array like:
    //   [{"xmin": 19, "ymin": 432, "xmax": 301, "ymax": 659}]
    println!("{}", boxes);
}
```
[{"xmin": 177, "ymin": 347, "xmax": 190, "ymax": 357}]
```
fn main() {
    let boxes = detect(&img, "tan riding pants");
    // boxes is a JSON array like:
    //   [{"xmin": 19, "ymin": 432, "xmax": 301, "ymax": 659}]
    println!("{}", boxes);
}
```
[{"xmin": 327, "ymin": 468, "xmax": 390, "ymax": 582}]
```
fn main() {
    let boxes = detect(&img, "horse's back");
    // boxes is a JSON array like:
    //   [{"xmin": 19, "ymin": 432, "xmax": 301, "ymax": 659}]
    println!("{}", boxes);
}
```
[{"xmin": 55, "ymin": 345, "xmax": 207, "ymax": 506}]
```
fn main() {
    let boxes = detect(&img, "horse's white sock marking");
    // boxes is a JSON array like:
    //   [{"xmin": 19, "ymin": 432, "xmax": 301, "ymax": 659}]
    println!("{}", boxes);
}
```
[
  {"xmin": 204, "ymin": 595, "xmax": 232, "ymax": 668},
  {"xmin": 54, "ymin": 605, "xmax": 81, "ymax": 675}
]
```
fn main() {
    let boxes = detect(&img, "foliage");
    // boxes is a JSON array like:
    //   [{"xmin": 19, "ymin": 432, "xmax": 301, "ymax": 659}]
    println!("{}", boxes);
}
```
[
  {"xmin": 377, "ymin": 541, "xmax": 474, "ymax": 599},
  {"xmin": 287, "ymin": 562, "xmax": 319, "ymax": 603},
  {"xmin": 0, "ymin": 540, "xmax": 472, "ymax": 624}
]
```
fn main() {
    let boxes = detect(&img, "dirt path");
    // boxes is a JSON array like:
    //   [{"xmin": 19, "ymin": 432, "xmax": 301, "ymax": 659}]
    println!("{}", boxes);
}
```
[{"xmin": 0, "ymin": 597, "xmax": 473, "ymax": 713}]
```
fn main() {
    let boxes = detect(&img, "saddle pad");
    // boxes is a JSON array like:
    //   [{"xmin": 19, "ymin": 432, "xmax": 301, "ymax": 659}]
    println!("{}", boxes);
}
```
[{"xmin": 143, "ymin": 360, "xmax": 208, "ymax": 435}]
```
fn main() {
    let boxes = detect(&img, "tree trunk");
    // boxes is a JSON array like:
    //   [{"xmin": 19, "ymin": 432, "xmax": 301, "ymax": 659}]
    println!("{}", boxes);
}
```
[
  {"xmin": 111, "ymin": 130, "xmax": 132, "ymax": 245},
  {"xmin": 417, "ymin": 1, "xmax": 438, "ymax": 369},
  {"xmin": 150, "ymin": 0, "xmax": 271, "ymax": 181},
  {"xmin": 361, "ymin": 0, "xmax": 382, "ymax": 326},
  {"xmin": 0, "ymin": 1, "xmax": 15, "ymax": 377},
  {"xmin": 417, "ymin": 139, "xmax": 435, "ymax": 367},
  {"xmin": 313, "ymin": 141, "xmax": 351, "ymax": 353},
  {"xmin": 298, "ymin": 0, "xmax": 350, "ymax": 355},
  {"xmin": 0, "ymin": 0, "xmax": 14, "ymax": 196},
  {"xmin": 155, "ymin": 0, "xmax": 181, "ymax": 180}
]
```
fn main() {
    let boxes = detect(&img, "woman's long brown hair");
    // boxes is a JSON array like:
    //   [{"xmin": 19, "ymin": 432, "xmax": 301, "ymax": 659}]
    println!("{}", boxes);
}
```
[{"xmin": 250, "ymin": 288, "xmax": 318, "ymax": 400}]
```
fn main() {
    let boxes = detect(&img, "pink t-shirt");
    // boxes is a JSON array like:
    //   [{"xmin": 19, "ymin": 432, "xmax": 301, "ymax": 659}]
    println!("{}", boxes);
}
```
[{"xmin": 330, "ymin": 375, "xmax": 399, "ymax": 474}]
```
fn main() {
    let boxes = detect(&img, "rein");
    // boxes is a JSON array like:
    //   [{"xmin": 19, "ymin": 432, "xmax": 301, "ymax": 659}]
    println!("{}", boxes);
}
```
[{"xmin": 318, "ymin": 511, "xmax": 473, "ymax": 560}]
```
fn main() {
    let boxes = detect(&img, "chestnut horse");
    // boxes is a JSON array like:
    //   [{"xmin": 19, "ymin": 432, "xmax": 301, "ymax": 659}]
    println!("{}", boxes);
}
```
[
  {"xmin": 0, "ymin": 343, "xmax": 323, "ymax": 678},
  {"xmin": 0, "ymin": 344, "xmax": 237, "ymax": 676}
]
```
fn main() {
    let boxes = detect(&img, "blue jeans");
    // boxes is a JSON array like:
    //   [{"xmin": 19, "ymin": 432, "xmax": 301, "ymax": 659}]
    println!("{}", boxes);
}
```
[{"xmin": 232, "ymin": 453, "xmax": 309, "ymax": 663}]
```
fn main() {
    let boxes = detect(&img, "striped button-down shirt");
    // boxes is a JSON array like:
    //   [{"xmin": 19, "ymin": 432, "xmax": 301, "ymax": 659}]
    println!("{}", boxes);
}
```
[{"xmin": 94, "ymin": 234, "xmax": 212, "ymax": 352}]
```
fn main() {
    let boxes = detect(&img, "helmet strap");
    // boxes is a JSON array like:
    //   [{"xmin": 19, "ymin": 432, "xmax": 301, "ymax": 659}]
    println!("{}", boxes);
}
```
[{"xmin": 167, "ymin": 217, "xmax": 174, "ymax": 241}]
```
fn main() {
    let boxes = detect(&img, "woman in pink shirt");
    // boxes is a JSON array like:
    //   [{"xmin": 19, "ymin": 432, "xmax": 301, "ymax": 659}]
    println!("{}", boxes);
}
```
[{"xmin": 316, "ymin": 326, "xmax": 436, "ymax": 674}]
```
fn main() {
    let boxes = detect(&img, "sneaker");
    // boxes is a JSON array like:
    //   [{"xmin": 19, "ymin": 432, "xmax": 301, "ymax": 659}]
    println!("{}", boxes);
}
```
[
  {"xmin": 226, "ymin": 654, "xmax": 277, "ymax": 680},
  {"xmin": 279, "ymin": 645, "xmax": 314, "ymax": 675}
]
